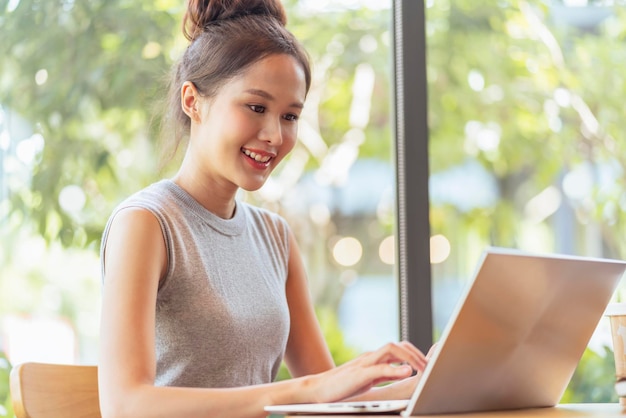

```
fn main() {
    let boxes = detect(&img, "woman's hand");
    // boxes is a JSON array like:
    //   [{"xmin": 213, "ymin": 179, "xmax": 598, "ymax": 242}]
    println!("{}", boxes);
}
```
[
  {"xmin": 358, "ymin": 342, "xmax": 439, "ymax": 401},
  {"xmin": 305, "ymin": 341, "xmax": 427, "ymax": 403}
]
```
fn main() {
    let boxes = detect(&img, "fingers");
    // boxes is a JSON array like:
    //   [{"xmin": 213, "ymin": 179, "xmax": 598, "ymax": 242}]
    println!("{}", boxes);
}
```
[
  {"xmin": 398, "ymin": 341, "xmax": 428, "ymax": 371},
  {"xmin": 311, "ymin": 361, "xmax": 414, "ymax": 403},
  {"xmin": 365, "ymin": 341, "xmax": 428, "ymax": 373},
  {"xmin": 426, "ymin": 342, "xmax": 439, "ymax": 360},
  {"xmin": 312, "ymin": 342, "xmax": 433, "ymax": 403},
  {"xmin": 349, "ymin": 362, "xmax": 415, "ymax": 394},
  {"xmin": 365, "ymin": 363, "xmax": 414, "ymax": 388}
]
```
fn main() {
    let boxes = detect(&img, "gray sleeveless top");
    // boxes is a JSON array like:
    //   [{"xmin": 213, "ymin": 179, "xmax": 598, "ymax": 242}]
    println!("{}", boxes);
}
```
[{"xmin": 100, "ymin": 180, "xmax": 291, "ymax": 388}]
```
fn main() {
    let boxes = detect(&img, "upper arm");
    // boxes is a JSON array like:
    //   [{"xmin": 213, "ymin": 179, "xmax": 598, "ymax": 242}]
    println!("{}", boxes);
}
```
[
  {"xmin": 98, "ymin": 207, "xmax": 167, "ymax": 401},
  {"xmin": 283, "ymin": 230, "xmax": 335, "ymax": 378}
]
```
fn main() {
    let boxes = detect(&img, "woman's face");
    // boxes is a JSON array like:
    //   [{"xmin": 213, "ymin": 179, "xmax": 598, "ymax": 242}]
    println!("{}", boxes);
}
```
[{"xmin": 186, "ymin": 53, "xmax": 307, "ymax": 193}]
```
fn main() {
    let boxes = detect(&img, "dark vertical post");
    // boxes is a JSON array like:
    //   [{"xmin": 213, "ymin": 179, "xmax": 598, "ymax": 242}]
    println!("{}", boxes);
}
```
[{"xmin": 391, "ymin": 0, "xmax": 433, "ymax": 352}]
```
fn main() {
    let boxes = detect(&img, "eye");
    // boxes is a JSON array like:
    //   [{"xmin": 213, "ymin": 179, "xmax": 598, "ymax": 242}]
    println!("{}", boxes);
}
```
[
  {"xmin": 248, "ymin": 104, "xmax": 265, "ymax": 113},
  {"xmin": 283, "ymin": 113, "xmax": 299, "ymax": 122}
]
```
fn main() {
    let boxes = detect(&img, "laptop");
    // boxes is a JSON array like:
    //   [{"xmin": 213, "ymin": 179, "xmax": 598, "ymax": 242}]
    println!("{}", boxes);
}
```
[{"xmin": 265, "ymin": 247, "xmax": 626, "ymax": 416}]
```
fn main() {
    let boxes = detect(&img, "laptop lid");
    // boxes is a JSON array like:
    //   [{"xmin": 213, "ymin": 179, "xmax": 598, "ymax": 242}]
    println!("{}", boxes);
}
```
[
  {"xmin": 264, "ymin": 247, "xmax": 626, "ymax": 416},
  {"xmin": 404, "ymin": 247, "xmax": 626, "ymax": 416}
]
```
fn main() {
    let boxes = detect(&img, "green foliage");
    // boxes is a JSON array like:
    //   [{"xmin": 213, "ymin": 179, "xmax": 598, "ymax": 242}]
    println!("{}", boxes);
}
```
[
  {"xmin": 562, "ymin": 346, "xmax": 618, "ymax": 404},
  {"xmin": 426, "ymin": 0, "xmax": 626, "ymax": 260},
  {"xmin": 0, "ymin": 351, "xmax": 13, "ymax": 417},
  {"xmin": 0, "ymin": 0, "xmax": 181, "ymax": 250}
]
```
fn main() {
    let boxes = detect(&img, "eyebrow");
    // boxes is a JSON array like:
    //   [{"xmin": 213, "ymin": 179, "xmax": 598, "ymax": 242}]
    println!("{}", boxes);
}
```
[{"xmin": 245, "ymin": 88, "xmax": 304, "ymax": 110}]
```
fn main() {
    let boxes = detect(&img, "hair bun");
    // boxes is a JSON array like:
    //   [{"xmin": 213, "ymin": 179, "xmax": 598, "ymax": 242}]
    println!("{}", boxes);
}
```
[{"xmin": 183, "ymin": 0, "xmax": 288, "ymax": 42}]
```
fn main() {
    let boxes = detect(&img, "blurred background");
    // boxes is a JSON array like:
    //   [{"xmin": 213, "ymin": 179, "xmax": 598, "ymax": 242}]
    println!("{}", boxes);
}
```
[{"xmin": 2, "ymin": 0, "xmax": 626, "ymax": 414}]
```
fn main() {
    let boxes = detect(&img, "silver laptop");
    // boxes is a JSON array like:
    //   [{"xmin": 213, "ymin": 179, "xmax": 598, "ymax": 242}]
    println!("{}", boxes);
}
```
[{"xmin": 265, "ymin": 247, "xmax": 626, "ymax": 416}]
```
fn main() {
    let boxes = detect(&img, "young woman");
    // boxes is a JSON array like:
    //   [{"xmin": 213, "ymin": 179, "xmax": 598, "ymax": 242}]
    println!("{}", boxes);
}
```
[{"xmin": 98, "ymin": 1, "xmax": 428, "ymax": 417}]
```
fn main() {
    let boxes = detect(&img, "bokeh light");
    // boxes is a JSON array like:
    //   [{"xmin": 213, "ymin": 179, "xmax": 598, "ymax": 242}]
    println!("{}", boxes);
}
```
[
  {"xmin": 430, "ymin": 234, "xmax": 451, "ymax": 264},
  {"xmin": 332, "ymin": 236, "xmax": 363, "ymax": 267}
]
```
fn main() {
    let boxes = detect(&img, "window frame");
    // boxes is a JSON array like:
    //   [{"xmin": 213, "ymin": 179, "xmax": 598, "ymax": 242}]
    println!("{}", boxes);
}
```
[{"xmin": 392, "ymin": 0, "xmax": 433, "ymax": 352}]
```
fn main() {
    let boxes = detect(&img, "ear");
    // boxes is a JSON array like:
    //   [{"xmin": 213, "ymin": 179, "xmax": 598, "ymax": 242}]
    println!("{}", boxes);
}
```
[{"xmin": 181, "ymin": 81, "xmax": 202, "ymax": 122}]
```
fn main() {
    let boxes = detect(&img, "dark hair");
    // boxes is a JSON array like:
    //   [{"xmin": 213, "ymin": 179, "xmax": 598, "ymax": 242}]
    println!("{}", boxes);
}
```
[{"xmin": 161, "ymin": 0, "xmax": 311, "ymax": 163}]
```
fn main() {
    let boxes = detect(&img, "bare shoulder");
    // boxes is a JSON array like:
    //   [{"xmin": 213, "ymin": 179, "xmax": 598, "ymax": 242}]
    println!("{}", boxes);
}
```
[
  {"xmin": 103, "ymin": 206, "xmax": 167, "ymax": 282},
  {"xmin": 108, "ymin": 206, "xmax": 162, "ymax": 236}
]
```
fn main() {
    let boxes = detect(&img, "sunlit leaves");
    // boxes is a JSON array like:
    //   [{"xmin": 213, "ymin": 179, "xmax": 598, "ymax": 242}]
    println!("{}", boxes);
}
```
[
  {"xmin": 0, "ymin": 0, "xmax": 178, "ymax": 248},
  {"xmin": 427, "ymin": 0, "xmax": 626, "ymax": 254}
]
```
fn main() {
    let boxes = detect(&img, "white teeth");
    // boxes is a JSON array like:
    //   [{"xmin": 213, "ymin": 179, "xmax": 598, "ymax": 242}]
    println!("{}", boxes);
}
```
[{"xmin": 243, "ymin": 149, "xmax": 271, "ymax": 163}]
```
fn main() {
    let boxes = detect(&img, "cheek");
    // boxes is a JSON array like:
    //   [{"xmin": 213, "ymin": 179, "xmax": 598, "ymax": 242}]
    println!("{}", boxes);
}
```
[{"xmin": 282, "ymin": 125, "xmax": 298, "ymax": 151}]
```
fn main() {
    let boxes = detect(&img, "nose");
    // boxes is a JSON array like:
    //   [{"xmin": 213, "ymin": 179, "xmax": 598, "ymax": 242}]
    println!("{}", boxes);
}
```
[{"xmin": 258, "ymin": 117, "xmax": 283, "ymax": 146}]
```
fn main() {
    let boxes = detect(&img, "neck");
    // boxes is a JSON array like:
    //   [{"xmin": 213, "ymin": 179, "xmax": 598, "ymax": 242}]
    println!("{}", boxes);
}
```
[{"xmin": 172, "ymin": 169, "xmax": 237, "ymax": 220}]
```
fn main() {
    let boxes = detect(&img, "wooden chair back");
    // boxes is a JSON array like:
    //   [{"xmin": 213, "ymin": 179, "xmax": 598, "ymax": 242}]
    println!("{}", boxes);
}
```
[{"xmin": 10, "ymin": 362, "xmax": 101, "ymax": 418}]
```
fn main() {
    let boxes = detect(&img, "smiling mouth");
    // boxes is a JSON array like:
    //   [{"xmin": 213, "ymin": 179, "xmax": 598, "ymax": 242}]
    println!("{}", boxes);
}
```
[{"xmin": 242, "ymin": 148, "xmax": 272, "ymax": 164}]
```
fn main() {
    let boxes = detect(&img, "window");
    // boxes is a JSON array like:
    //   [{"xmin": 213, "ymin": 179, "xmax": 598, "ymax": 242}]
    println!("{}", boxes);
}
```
[{"xmin": 397, "ymin": 0, "xmax": 626, "ymax": 402}]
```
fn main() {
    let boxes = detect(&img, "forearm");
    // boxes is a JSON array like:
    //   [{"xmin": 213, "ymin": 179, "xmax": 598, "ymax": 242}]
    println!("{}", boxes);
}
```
[{"xmin": 100, "ymin": 377, "xmax": 313, "ymax": 418}]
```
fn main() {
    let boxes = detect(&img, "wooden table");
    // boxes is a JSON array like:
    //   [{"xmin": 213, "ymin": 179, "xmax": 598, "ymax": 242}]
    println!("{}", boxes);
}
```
[{"xmin": 271, "ymin": 403, "xmax": 626, "ymax": 417}]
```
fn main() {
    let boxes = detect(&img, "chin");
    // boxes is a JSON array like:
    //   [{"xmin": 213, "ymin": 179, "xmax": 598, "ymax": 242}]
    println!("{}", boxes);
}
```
[
  {"xmin": 236, "ymin": 172, "xmax": 272, "ymax": 193},
  {"xmin": 241, "ymin": 185, "xmax": 263, "ymax": 192},
  {"xmin": 239, "ymin": 181, "xmax": 266, "ymax": 192}
]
